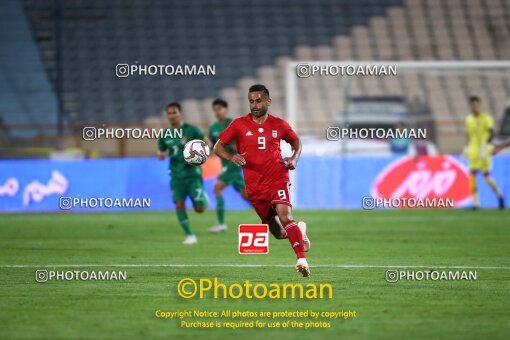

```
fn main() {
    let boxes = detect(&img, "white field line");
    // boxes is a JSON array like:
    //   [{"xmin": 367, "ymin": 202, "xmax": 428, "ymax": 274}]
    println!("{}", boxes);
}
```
[{"xmin": 1, "ymin": 264, "xmax": 509, "ymax": 270}]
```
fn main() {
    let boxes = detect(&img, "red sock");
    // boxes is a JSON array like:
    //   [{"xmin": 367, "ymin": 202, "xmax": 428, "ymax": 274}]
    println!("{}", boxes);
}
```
[{"xmin": 283, "ymin": 220, "xmax": 305, "ymax": 259}]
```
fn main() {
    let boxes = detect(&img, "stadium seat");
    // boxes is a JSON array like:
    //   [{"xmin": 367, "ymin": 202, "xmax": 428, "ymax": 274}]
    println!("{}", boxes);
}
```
[{"xmin": 21, "ymin": 0, "xmax": 510, "ymax": 152}]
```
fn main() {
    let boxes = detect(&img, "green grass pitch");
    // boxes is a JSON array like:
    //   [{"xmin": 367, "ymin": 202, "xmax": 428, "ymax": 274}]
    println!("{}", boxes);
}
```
[{"xmin": 0, "ymin": 209, "xmax": 509, "ymax": 339}]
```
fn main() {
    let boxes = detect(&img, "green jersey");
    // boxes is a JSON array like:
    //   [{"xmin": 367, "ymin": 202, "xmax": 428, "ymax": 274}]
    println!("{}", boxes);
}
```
[
  {"xmin": 209, "ymin": 118, "xmax": 237, "ymax": 168},
  {"xmin": 158, "ymin": 123, "xmax": 205, "ymax": 179}
]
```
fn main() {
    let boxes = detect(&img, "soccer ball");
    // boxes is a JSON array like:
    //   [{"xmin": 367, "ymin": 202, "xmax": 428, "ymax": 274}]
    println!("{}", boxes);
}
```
[{"xmin": 183, "ymin": 139, "xmax": 210, "ymax": 165}]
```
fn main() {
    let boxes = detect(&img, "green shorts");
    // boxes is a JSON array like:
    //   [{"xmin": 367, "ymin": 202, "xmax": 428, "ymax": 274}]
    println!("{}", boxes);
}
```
[
  {"xmin": 218, "ymin": 168, "xmax": 246, "ymax": 191},
  {"xmin": 171, "ymin": 176, "xmax": 207, "ymax": 207},
  {"xmin": 218, "ymin": 166, "xmax": 246, "ymax": 191}
]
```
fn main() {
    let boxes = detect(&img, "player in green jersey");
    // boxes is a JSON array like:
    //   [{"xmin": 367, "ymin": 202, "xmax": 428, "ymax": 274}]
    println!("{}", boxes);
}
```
[
  {"xmin": 157, "ymin": 102, "xmax": 208, "ymax": 244},
  {"xmin": 207, "ymin": 99, "xmax": 250, "ymax": 233}
]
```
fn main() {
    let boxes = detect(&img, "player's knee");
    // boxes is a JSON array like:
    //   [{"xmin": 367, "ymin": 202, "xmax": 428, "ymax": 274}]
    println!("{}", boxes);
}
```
[
  {"xmin": 277, "ymin": 212, "xmax": 293, "ymax": 225},
  {"xmin": 175, "ymin": 201, "xmax": 185, "ymax": 210},
  {"xmin": 194, "ymin": 205, "xmax": 205, "ymax": 213},
  {"xmin": 213, "ymin": 185, "xmax": 223, "ymax": 196}
]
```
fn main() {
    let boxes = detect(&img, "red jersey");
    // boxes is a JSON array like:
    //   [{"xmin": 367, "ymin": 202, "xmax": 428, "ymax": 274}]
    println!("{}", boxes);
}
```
[{"xmin": 218, "ymin": 113, "xmax": 298, "ymax": 197}]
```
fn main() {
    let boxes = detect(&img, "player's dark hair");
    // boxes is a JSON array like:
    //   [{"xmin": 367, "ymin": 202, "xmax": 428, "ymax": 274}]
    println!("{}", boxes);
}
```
[
  {"xmin": 469, "ymin": 96, "xmax": 480, "ymax": 103},
  {"xmin": 166, "ymin": 102, "xmax": 182, "ymax": 111},
  {"xmin": 249, "ymin": 84, "xmax": 270, "ymax": 97},
  {"xmin": 212, "ymin": 98, "xmax": 228, "ymax": 108}
]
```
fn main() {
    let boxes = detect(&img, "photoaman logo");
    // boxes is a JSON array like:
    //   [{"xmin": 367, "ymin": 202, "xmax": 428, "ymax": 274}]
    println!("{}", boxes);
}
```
[
  {"xmin": 177, "ymin": 278, "xmax": 333, "ymax": 299},
  {"xmin": 238, "ymin": 224, "xmax": 269, "ymax": 254}
]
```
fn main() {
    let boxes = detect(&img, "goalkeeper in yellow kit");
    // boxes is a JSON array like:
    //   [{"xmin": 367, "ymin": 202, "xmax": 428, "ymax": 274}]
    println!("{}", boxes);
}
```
[{"xmin": 464, "ymin": 96, "xmax": 504, "ymax": 210}]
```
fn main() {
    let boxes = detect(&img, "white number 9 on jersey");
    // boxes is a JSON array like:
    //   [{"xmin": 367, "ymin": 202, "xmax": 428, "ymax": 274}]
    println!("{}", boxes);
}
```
[{"xmin": 258, "ymin": 136, "xmax": 266, "ymax": 150}]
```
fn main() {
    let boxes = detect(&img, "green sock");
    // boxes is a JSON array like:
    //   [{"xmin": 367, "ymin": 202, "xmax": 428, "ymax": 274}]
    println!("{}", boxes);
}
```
[
  {"xmin": 176, "ymin": 209, "xmax": 193, "ymax": 235},
  {"xmin": 216, "ymin": 195, "xmax": 225, "ymax": 224}
]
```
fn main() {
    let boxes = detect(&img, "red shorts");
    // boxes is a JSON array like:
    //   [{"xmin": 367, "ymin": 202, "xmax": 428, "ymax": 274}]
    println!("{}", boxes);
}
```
[{"xmin": 248, "ymin": 181, "xmax": 292, "ymax": 224}]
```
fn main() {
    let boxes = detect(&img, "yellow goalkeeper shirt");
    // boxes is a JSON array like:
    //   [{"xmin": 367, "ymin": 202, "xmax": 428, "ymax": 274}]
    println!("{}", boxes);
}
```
[{"xmin": 465, "ymin": 112, "xmax": 493, "ymax": 152}]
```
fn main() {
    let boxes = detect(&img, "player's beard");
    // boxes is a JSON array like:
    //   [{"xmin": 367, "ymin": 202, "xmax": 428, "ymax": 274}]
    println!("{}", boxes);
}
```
[{"xmin": 251, "ymin": 108, "xmax": 267, "ymax": 118}]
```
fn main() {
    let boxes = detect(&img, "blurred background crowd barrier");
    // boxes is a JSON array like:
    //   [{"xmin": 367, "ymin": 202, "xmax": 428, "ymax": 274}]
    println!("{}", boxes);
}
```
[
  {"xmin": 1, "ymin": 0, "xmax": 510, "ymax": 212},
  {"xmin": 1, "ymin": 155, "xmax": 508, "ymax": 212}
]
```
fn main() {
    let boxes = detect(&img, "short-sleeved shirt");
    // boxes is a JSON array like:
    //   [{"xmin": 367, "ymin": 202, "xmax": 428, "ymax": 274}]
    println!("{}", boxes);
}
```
[
  {"xmin": 218, "ymin": 113, "xmax": 298, "ymax": 196},
  {"xmin": 158, "ymin": 122, "xmax": 205, "ymax": 179},
  {"xmin": 465, "ymin": 112, "xmax": 493, "ymax": 150}
]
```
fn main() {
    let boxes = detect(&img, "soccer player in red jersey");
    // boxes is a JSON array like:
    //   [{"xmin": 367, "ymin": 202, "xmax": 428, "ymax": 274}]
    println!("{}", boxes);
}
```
[{"xmin": 213, "ymin": 84, "xmax": 311, "ymax": 277}]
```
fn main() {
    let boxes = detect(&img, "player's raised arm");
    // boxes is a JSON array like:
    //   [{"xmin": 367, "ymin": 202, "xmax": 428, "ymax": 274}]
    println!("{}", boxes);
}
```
[{"xmin": 214, "ymin": 140, "xmax": 246, "ymax": 166}]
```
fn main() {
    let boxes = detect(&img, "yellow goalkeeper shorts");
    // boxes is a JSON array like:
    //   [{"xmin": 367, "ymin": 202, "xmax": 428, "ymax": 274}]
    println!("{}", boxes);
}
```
[{"xmin": 468, "ymin": 144, "xmax": 493, "ymax": 172}]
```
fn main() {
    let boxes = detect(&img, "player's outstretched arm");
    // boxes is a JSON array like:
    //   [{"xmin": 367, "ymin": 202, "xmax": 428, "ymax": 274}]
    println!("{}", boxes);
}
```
[
  {"xmin": 493, "ymin": 139, "xmax": 510, "ymax": 154},
  {"xmin": 282, "ymin": 137, "xmax": 302, "ymax": 170},
  {"xmin": 203, "ymin": 135, "xmax": 213, "ymax": 149},
  {"xmin": 214, "ymin": 140, "xmax": 246, "ymax": 166}
]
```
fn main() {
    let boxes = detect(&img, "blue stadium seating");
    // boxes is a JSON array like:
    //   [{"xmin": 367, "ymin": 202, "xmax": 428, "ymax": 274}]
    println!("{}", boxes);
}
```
[
  {"xmin": 0, "ymin": 0, "xmax": 58, "ymax": 133},
  {"xmin": 22, "ymin": 0, "xmax": 403, "ymax": 123}
]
